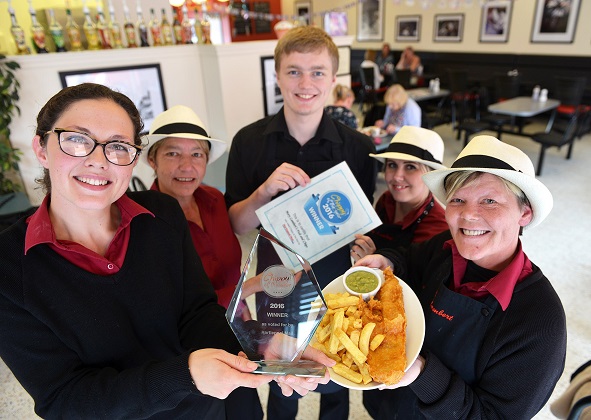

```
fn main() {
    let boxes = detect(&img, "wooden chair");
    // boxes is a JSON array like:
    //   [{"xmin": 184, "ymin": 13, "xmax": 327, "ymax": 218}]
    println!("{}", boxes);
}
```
[
  {"xmin": 530, "ymin": 76, "xmax": 586, "ymax": 175},
  {"xmin": 394, "ymin": 69, "xmax": 412, "ymax": 89}
]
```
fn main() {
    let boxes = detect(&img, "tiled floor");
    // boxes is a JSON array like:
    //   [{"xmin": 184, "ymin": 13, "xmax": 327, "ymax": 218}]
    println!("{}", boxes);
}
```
[{"xmin": 1, "ymin": 120, "xmax": 590, "ymax": 419}]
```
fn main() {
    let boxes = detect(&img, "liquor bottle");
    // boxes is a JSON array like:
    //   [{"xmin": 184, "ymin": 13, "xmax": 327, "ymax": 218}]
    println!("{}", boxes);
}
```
[
  {"xmin": 123, "ymin": 2, "xmax": 138, "ymax": 48},
  {"xmin": 82, "ymin": 4, "xmax": 100, "ymax": 50},
  {"xmin": 65, "ymin": 7, "xmax": 83, "ymax": 51},
  {"xmin": 149, "ymin": 8, "xmax": 162, "ymax": 46},
  {"xmin": 96, "ymin": 4, "xmax": 113, "ymax": 49},
  {"xmin": 200, "ymin": 17, "xmax": 211, "ymax": 45},
  {"xmin": 172, "ymin": 7, "xmax": 182, "ymax": 45},
  {"xmin": 48, "ymin": 9, "xmax": 67, "ymax": 52},
  {"xmin": 180, "ymin": 5, "xmax": 194, "ymax": 44},
  {"xmin": 136, "ymin": 1, "xmax": 150, "ymax": 47},
  {"xmin": 160, "ymin": 8, "xmax": 174, "ymax": 46},
  {"xmin": 108, "ymin": 1, "xmax": 123, "ymax": 49},
  {"xmin": 7, "ymin": 4, "xmax": 30, "ymax": 55},
  {"xmin": 28, "ymin": 1, "xmax": 48, "ymax": 53}
]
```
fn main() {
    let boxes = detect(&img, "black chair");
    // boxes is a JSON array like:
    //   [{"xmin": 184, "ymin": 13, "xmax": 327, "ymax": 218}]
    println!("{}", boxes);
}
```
[
  {"xmin": 530, "ymin": 76, "xmax": 586, "ymax": 175},
  {"xmin": 129, "ymin": 176, "xmax": 148, "ymax": 192},
  {"xmin": 447, "ymin": 69, "xmax": 480, "ymax": 132},
  {"xmin": 358, "ymin": 67, "xmax": 387, "ymax": 113},
  {"xmin": 421, "ymin": 97, "xmax": 451, "ymax": 130},
  {"xmin": 394, "ymin": 69, "xmax": 411, "ymax": 89},
  {"xmin": 363, "ymin": 103, "xmax": 386, "ymax": 128}
]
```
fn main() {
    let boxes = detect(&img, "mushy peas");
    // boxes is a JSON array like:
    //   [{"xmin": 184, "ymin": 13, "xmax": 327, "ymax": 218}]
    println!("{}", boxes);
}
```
[{"xmin": 345, "ymin": 271, "xmax": 379, "ymax": 293}]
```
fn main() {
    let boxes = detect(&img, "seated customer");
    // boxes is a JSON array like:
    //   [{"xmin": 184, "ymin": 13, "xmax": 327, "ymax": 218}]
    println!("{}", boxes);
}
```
[
  {"xmin": 396, "ymin": 46, "xmax": 422, "ymax": 74},
  {"xmin": 375, "ymin": 84, "xmax": 421, "ymax": 135},
  {"xmin": 325, "ymin": 84, "xmax": 358, "ymax": 129},
  {"xmin": 144, "ymin": 105, "xmax": 239, "ymax": 309},
  {"xmin": 361, "ymin": 50, "xmax": 384, "ymax": 90},
  {"xmin": 375, "ymin": 43, "xmax": 395, "ymax": 85}
]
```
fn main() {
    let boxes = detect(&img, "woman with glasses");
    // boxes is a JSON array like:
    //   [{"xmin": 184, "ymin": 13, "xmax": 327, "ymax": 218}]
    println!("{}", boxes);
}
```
[{"xmin": 0, "ymin": 83, "xmax": 332, "ymax": 419}]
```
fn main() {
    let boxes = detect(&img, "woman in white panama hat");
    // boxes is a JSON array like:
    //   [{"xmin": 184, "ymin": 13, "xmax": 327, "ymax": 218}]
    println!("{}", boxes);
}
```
[
  {"xmin": 357, "ymin": 135, "xmax": 566, "ymax": 419},
  {"xmin": 144, "ymin": 105, "xmax": 240, "ymax": 309},
  {"xmin": 351, "ymin": 126, "xmax": 449, "ymax": 262}
]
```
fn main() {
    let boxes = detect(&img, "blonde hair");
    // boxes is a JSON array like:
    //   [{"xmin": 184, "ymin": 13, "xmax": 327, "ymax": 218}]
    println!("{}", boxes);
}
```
[
  {"xmin": 444, "ymin": 171, "xmax": 530, "ymax": 209},
  {"xmin": 274, "ymin": 27, "xmax": 339, "ymax": 75},
  {"xmin": 384, "ymin": 84, "xmax": 408, "ymax": 107},
  {"xmin": 364, "ymin": 50, "xmax": 377, "ymax": 61},
  {"xmin": 333, "ymin": 84, "xmax": 354, "ymax": 102}
]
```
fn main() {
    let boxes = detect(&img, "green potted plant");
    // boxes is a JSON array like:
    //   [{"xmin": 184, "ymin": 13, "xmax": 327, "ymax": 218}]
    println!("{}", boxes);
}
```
[{"xmin": 0, "ymin": 53, "xmax": 31, "ymax": 218}]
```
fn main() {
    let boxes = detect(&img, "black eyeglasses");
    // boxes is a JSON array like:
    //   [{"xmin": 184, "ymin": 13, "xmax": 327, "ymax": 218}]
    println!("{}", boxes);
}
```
[{"xmin": 45, "ymin": 128, "xmax": 143, "ymax": 166}]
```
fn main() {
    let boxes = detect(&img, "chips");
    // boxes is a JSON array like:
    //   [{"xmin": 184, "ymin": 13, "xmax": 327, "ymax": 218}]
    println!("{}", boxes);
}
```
[{"xmin": 315, "ymin": 291, "xmax": 385, "ymax": 385}]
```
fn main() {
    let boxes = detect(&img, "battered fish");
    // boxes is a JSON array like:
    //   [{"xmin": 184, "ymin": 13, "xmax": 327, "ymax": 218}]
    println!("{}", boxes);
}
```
[{"xmin": 361, "ymin": 268, "xmax": 407, "ymax": 385}]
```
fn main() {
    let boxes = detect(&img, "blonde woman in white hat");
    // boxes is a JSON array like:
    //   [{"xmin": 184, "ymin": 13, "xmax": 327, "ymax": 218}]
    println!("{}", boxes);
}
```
[
  {"xmin": 351, "ymin": 126, "xmax": 448, "ymax": 261},
  {"xmin": 356, "ymin": 135, "xmax": 566, "ymax": 419},
  {"xmin": 144, "ymin": 105, "xmax": 245, "ymax": 310}
]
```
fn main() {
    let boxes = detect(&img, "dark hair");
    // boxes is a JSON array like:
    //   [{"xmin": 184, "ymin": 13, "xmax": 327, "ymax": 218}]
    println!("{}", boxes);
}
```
[{"xmin": 35, "ymin": 83, "xmax": 144, "ymax": 193}]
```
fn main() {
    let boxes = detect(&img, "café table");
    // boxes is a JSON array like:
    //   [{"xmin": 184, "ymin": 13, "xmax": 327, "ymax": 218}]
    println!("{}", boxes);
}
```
[
  {"xmin": 407, "ymin": 88, "xmax": 450, "ymax": 103},
  {"xmin": 488, "ymin": 96, "xmax": 560, "ymax": 134}
]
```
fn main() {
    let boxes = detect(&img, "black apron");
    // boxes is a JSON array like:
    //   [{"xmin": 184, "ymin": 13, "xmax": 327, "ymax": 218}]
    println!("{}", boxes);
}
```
[
  {"xmin": 365, "ymin": 276, "xmax": 498, "ymax": 419},
  {"xmin": 368, "ymin": 197, "xmax": 435, "ymax": 251}
]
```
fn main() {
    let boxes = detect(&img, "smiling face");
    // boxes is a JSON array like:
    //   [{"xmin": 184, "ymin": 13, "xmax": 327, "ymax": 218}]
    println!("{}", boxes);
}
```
[
  {"xmin": 384, "ymin": 158, "xmax": 430, "ymax": 207},
  {"xmin": 148, "ymin": 137, "xmax": 208, "ymax": 202},
  {"xmin": 33, "ymin": 99, "xmax": 137, "ymax": 213},
  {"xmin": 276, "ymin": 49, "xmax": 336, "ymax": 120},
  {"xmin": 445, "ymin": 172, "xmax": 533, "ymax": 271}
]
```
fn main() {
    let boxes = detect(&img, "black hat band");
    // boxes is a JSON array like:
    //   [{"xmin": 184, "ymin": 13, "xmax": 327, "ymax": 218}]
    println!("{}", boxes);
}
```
[
  {"xmin": 452, "ymin": 155, "xmax": 517, "ymax": 171},
  {"xmin": 385, "ymin": 142, "xmax": 441, "ymax": 164},
  {"xmin": 152, "ymin": 122, "xmax": 209, "ymax": 138}
]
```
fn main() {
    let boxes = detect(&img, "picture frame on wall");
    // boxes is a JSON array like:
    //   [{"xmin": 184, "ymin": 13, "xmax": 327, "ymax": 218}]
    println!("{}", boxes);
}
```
[
  {"xmin": 480, "ymin": 1, "xmax": 512, "ymax": 43},
  {"xmin": 357, "ymin": 0, "xmax": 383, "ymax": 42},
  {"xmin": 324, "ymin": 11, "xmax": 348, "ymax": 37},
  {"xmin": 531, "ymin": 0, "xmax": 581, "ymax": 43},
  {"xmin": 434, "ymin": 14, "xmax": 463, "ymax": 42},
  {"xmin": 260, "ymin": 56, "xmax": 283, "ymax": 116},
  {"xmin": 396, "ymin": 15, "xmax": 420, "ymax": 42},
  {"xmin": 59, "ymin": 64, "xmax": 167, "ymax": 133},
  {"xmin": 294, "ymin": 2, "xmax": 311, "ymax": 26}
]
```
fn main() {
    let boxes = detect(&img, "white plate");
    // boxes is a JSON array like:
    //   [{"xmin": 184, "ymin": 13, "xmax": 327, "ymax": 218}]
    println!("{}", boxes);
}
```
[
  {"xmin": 360, "ymin": 126, "xmax": 388, "ymax": 138},
  {"xmin": 319, "ymin": 274, "xmax": 425, "ymax": 390}
]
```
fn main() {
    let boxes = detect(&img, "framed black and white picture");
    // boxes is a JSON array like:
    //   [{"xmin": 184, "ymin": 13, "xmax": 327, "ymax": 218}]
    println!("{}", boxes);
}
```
[
  {"xmin": 434, "ymin": 14, "xmax": 464, "ymax": 42},
  {"xmin": 396, "ymin": 15, "xmax": 420, "ymax": 42},
  {"xmin": 294, "ymin": 2, "xmax": 311, "ymax": 26},
  {"xmin": 260, "ymin": 56, "xmax": 283, "ymax": 116},
  {"xmin": 531, "ymin": 0, "xmax": 581, "ymax": 43},
  {"xmin": 480, "ymin": 1, "xmax": 512, "ymax": 43},
  {"xmin": 357, "ymin": 0, "xmax": 383, "ymax": 42},
  {"xmin": 59, "ymin": 64, "xmax": 167, "ymax": 132}
]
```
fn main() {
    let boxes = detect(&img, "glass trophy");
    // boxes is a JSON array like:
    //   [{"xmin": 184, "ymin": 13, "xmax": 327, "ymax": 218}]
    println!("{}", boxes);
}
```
[{"xmin": 226, "ymin": 228, "xmax": 328, "ymax": 377}]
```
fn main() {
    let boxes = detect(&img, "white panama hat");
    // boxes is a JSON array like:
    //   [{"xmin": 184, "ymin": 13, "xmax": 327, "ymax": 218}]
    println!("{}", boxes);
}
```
[
  {"xmin": 422, "ymin": 135, "xmax": 553, "ymax": 230},
  {"xmin": 142, "ymin": 105, "xmax": 227, "ymax": 165},
  {"xmin": 369, "ymin": 126, "xmax": 446, "ymax": 170}
]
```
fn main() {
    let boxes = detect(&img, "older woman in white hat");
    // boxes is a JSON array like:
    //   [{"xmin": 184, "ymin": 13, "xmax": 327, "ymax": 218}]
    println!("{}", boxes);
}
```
[
  {"xmin": 357, "ymin": 135, "xmax": 566, "ymax": 419},
  {"xmin": 144, "ymin": 105, "xmax": 239, "ymax": 309},
  {"xmin": 351, "ymin": 126, "xmax": 448, "ymax": 261}
]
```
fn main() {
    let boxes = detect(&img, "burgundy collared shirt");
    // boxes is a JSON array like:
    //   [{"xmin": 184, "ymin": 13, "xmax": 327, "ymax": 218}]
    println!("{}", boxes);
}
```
[
  {"xmin": 25, "ymin": 194, "xmax": 153, "ymax": 275},
  {"xmin": 444, "ymin": 239, "xmax": 533, "ymax": 311}
]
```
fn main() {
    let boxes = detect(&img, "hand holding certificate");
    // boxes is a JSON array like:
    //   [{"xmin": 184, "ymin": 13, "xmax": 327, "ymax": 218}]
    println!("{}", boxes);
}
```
[{"xmin": 255, "ymin": 162, "xmax": 382, "ymax": 270}]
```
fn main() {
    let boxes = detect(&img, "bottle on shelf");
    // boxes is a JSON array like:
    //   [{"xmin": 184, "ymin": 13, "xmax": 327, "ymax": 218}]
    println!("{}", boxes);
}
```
[
  {"xmin": 28, "ymin": 0, "xmax": 49, "ymax": 53},
  {"xmin": 65, "ymin": 10, "xmax": 83, "ymax": 51},
  {"xmin": 180, "ymin": 5, "xmax": 194, "ymax": 44},
  {"xmin": 108, "ymin": 0, "xmax": 123, "ymax": 49},
  {"xmin": 7, "ymin": 4, "xmax": 30, "ymax": 55},
  {"xmin": 136, "ymin": 1, "xmax": 150, "ymax": 47},
  {"xmin": 48, "ymin": 9, "xmax": 67, "ymax": 52},
  {"xmin": 160, "ymin": 8, "xmax": 174, "ymax": 46},
  {"xmin": 123, "ymin": 1, "xmax": 138, "ymax": 48},
  {"xmin": 96, "ymin": 4, "xmax": 113, "ymax": 49},
  {"xmin": 172, "ymin": 7, "xmax": 183, "ymax": 45},
  {"xmin": 149, "ymin": 8, "xmax": 162, "ymax": 47},
  {"xmin": 82, "ymin": 3, "xmax": 100, "ymax": 50}
]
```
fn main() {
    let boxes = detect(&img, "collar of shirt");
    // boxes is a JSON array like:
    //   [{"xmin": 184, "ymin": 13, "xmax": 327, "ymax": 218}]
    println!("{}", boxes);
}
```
[
  {"xmin": 443, "ymin": 239, "xmax": 533, "ymax": 311},
  {"xmin": 381, "ymin": 192, "xmax": 435, "ymax": 229},
  {"xmin": 24, "ymin": 194, "xmax": 153, "ymax": 275},
  {"xmin": 263, "ymin": 108, "xmax": 343, "ymax": 145}
]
